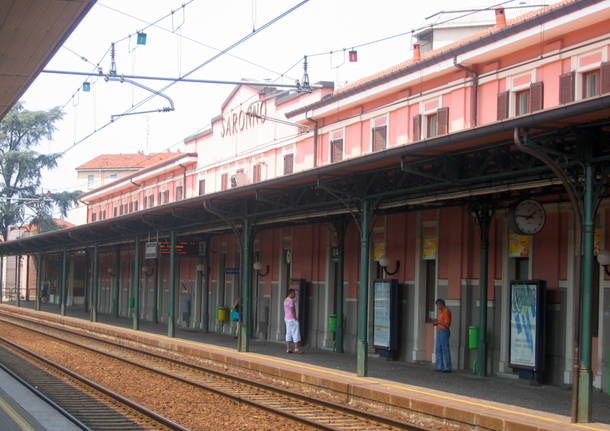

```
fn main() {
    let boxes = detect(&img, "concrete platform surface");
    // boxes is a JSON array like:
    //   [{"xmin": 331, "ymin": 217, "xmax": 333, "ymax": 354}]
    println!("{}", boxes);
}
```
[
  {"xmin": 0, "ymin": 367, "xmax": 81, "ymax": 431},
  {"xmin": 4, "ymin": 303, "xmax": 610, "ymax": 431}
]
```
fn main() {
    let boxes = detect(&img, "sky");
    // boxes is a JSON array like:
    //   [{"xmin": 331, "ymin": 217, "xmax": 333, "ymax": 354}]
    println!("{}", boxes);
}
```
[{"xmin": 19, "ymin": 0, "xmax": 545, "ymax": 212}]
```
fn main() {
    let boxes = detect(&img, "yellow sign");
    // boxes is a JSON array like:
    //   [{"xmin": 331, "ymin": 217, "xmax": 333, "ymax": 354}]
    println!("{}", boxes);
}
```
[
  {"xmin": 509, "ymin": 231, "xmax": 530, "ymax": 257},
  {"xmin": 422, "ymin": 238, "xmax": 437, "ymax": 260},
  {"xmin": 373, "ymin": 242, "xmax": 385, "ymax": 260}
]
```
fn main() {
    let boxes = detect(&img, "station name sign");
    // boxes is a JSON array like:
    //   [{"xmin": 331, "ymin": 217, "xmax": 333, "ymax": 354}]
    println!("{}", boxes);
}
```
[{"xmin": 221, "ymin": 100, "xmax": 267, "ymax": 137}]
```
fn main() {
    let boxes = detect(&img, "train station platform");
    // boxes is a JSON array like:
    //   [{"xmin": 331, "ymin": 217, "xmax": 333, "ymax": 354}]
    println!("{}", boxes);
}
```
[
  {"xmin": 4, "ymin": 302, "xmax": 610, "ymax": 431},
  {"xmin": 0, "ymin": 364, "xmax": 81, "ymax": 431}
]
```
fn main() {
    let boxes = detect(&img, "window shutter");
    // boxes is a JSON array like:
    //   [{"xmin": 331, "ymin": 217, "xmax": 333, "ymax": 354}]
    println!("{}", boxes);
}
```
[
  {"xmin": 176, "ymin": 186, "xmax": 183, "ymax": 201},
  {"xmin": 497, "ymin": 91, "xmax": 509, "ymax": 120},
  {"xmin": 283, "ymin": 154, "xmax": 294, "ymax": 175},
  {"xmin": 331, "ymin": 138, "xmax": 343, "ymax": 163},
  {"xmin": 198, "ymin": 179, "xmax": 205, "ymax": 195},
  {"xmin": 372, "ymin": 126, "xmax": 386, "ymax": 152},
  {"xmin": 601, "ymin": 62, "xmax": 610, "ymax": 94},
  {"xmin": 412, "ymin": 114, "xmax": 421, "ymax": 141},
  {"xmin": 437, "ymin": 107, "xmax": 449, "ymax": 135},
  {"xmin": 252, "ymin": 164, "xmax": 261, "ymax": 182},
  {"xmin": 529, "ymin": 81, "xmax": 544, "ymax": 112},
  {"xmin": 559, "ymin": 71, "xmax": 575, "ymax": 104}
]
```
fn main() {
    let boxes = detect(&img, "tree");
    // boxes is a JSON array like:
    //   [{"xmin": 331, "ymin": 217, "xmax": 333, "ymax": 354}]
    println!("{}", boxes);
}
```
[{"xmin": 0, "ymin": 102, "xmax": 80, "ymax": 240}]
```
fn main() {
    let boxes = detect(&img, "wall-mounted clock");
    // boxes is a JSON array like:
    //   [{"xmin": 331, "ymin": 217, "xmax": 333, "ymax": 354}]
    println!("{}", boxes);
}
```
[{"xmin": 510, "ymin": 199, "xmax": 546, "ymax": 235}]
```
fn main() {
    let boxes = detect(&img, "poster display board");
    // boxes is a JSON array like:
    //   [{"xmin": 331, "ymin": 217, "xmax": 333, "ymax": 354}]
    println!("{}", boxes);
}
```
[
  {"xmin": 509, "ymin": 280, "xmax": 545, "ymax": 371},
  {"xmin": 373, "ymin": 279, "xmax": 399, "ymax": 358}
]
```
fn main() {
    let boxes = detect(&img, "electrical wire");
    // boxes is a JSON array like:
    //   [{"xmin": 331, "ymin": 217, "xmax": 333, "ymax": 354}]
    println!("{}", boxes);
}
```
[
  {"xmin": 98, "ymin": 1, "xmax": 297, "ymax": 82},
  {"xmin": 60, "ymin": 0, "xmax": 310, "ymax": 155}
]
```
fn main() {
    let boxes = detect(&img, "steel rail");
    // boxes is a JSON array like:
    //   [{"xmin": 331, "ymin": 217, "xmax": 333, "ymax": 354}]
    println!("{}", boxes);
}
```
[
  {"xmin": 0, "ymin": 335, "xmax": 191, "ymax": 431},
  {"xmin": 0, "ymin": 311, "xmax": 428, "ymax": 431}
]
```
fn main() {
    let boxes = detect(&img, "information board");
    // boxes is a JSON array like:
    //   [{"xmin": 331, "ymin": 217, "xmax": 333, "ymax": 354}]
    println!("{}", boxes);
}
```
[
  {"xmin": 509, "ymin": 280, "xmax": 545, "ymax": 371},
  {"xmin": 373, "ymin": 281, "xmax": 392, "ymax": 348}
]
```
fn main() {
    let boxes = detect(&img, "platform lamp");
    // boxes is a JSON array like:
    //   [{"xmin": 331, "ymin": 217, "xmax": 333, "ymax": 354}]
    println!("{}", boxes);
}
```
[
  {"xmin": 253, "ymin": 261, "xmax": 269, "ymax": 277},
  {"xmin": 597, "ymin": 249, "xmax": 610, "ymax": 276},
  {"xmin": 378, "ymin": 255, "xmax": 400, "ymax": 277}
]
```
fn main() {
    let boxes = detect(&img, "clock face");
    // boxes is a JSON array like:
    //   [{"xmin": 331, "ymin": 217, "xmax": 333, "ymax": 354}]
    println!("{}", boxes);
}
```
[{"xmin": 511, "ymin": 199, "xmax": 546, "ymax": 235}]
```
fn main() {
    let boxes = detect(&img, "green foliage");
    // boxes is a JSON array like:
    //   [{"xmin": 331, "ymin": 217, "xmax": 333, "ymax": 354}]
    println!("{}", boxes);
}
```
[{"xmin": 0, "ymin": 102, "xmax": 79, "ymax": 239}]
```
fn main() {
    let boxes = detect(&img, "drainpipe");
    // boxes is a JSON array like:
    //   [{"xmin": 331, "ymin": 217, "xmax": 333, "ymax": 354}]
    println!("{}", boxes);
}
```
[
  {"xmin": 514, "ymin": 128, "xmax": 583, "ymax": 422},
  {"xmin": 454, "ymin": 58, "xmax": 478, "ymax": 127}
]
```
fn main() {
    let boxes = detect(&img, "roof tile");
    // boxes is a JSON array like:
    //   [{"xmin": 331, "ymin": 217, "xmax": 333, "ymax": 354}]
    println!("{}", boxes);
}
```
[{"xmin": 76, "ymin": 152, "xmax": 182, "ymax": 170}]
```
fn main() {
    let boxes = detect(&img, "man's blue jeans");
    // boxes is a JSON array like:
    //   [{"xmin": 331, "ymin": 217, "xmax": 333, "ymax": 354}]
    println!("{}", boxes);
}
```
[{"xmin": 435, "ymin": 328, "xmax": 452, "ymax": 370}]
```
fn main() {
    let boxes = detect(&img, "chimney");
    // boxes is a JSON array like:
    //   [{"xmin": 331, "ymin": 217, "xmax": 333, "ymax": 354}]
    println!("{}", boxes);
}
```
[
  {"xmin": 495, "ymin": 7, "xmax": 506, "ymax": 27},
  {"xmin": 413, "ymin": 43, "xmax": 421, "ymax": 61}
]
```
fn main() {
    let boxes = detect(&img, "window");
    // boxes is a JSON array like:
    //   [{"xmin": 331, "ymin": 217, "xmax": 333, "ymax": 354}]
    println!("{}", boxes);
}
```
[
  {"xmin": 87, "ymin": 175, "xmax": 94, "ymax": 188},
  {"xmin": 175, "ymin": 186, "xmax": 183, "ymax": 201},
  {"xmin": 283, "ymin": 154, "xmax": 294, "ymax": 175},
  {"xmin": 163, "ymin": 190, "xmax": 169, "ymax": 204},
  {"xmin": 221, "ymin": 173, "xmax": 228, "ymax": 191},
  {"xmin": 113, "ymin": 206, "xmax": 118, "ymax": 217},
  {"xmin": 583, "ymin": 69, "xmax": 600, "ymax": 99},
  {"xmin": 110, "ymin": 174, "xmax": 117, "ymax": 180},
  {"xmin": 371, "ymin": 117, "xmax": 387, "ymax": 152},
  {"xmin": 252, "ymin": 164, "xmax": 262, "ymax": 183},
  {"xmin": 101, "ymin": 210, "xmax": 106, "ymax": 220},
  {"xmin": 133, "ymin": 201, "xmax": 138, "ymax": 212},
  {"xmin": 144, "ymin": 195, "xmax": 154, "ymax": 209},
  {"xmin": 129, "ymin": 202, "xmax": 133, "ymax": 213},
  {"xmin": 515, "ymin": 89, "xmax": 530, "ymax": 115},
  {"xmin": 91, "ymin": 212, "xmax": 97, "ymax": 222},
  {"xmin": 198, "ymin": 179, "xmax": 206, "ymax": 195},
  {"xmin": 330, "ymin": 131, "xmax": 343, "ymax": 163}
]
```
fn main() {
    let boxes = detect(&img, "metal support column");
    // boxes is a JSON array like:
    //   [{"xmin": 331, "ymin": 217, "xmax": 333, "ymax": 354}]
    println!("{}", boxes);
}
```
[
  {"xmin": 578, "ymin": 161, "xmax": 595, "ymax": 422},
  {"xmin": 83, "ymin": 250, "xmax": 90, "ymax": 313},
  {"xmin": 334, "ymin": 220, "xmax": 346, "ymax": 353},
  {"xmin": 35, "ymin": 254, "xmax": 43, "ymax": 311},
  {"xmin": 357, "ymin": 200, "xmax": 371, "ymax": 377},
  {"xmin": 168, "ymin": 231, "xmax": 176, "ymax": 337},
  {"xmin": 60, "ymin": 249, "xmax": 68, "ymax": 315},
  {"xmin": 472, "ymin": 204, "xmax": 494, "ymax": 377},
  {"xmin": 240, "ymin": 218, "xmax": 252, "ymax": 352},
  {"xmin": 25, "ymin": 255, "xmax": 30, "ymax": 302},
  {"xmin": 112, "ymin": 247, "xmax": 120, "ymax": 317},
  {"xmin": 153, "ymin": 255, "xmax": 160, "ymax": 324},
  {"xmin": 91, "ymin": 244, "xmax": 99, "ymax": 322},
  {"xmin": 15, "ymin": 255, "xmax": 20, "ymax": 306},
  {"xmin": 202, "ymin": 239, "xmax": 210, "ymax": 333},
  {"xmin": 132, "ymin": 236, "xmax": 141, "ymax": 330}
]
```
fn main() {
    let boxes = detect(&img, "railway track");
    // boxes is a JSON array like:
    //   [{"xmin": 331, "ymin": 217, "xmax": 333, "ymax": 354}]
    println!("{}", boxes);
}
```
[
  {"xmin": 0, "ymin": 311, "xmax": 427, "ymax": 431},
  {"xmin": 0, "ymin": 337, "xmax": 190, "ymax": 431}
]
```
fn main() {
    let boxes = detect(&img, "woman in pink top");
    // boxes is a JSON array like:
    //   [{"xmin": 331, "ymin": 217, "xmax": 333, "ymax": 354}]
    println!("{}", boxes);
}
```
[{"xmin": 284, "ymin": 289, "xmax": 303, "ymax": 354}]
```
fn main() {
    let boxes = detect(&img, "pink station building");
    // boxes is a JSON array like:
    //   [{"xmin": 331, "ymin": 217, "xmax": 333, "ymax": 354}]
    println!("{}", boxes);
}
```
[{"xmin": 5, "ymin": 0, "xmax": 610, "ymax": 397}]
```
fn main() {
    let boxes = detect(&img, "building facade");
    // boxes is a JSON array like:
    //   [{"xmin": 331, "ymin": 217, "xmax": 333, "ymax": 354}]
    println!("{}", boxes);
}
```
[{"xmin": 6, "ymin": 1, "xmax": 610, "ymax": 398}]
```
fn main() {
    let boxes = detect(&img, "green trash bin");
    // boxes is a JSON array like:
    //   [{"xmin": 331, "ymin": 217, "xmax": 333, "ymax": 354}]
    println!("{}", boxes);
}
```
[
  {"xmin": 329, "ymin": 313, "xmax": 337, "ymax": 333},
  {"xmin": 468, "ymin": 325, "xmax": 479, "ymax": 349},
  {"xmin": 128, "ymin": 297, "xmax": 135, "ymax": 309}
]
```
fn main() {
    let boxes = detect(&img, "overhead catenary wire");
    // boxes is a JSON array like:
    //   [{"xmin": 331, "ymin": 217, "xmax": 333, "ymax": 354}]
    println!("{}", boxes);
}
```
[
  {"xmin": 59, "ymin": 0, "xmax": 310, "ymax": 155},
  {"xmin": 98, "ymin": 1, "xmax": 297, "ymax": 82}
]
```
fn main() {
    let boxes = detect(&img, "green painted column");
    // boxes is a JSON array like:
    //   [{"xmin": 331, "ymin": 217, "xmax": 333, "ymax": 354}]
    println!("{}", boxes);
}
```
[
  {"xmin": 357, "ymin": 200, "xmax": 371, "ymax": 377},
  {"xmin": 132, "ymin": 236, "xmax": 141, "ymax": 330},
  {"xmin": 577, "ymin": 162, "xmax": 594, "ymax": 422},
  {"xmin": 83, "ymin": 250, "xmax": 89, "ymax": 313},
  {"xmin": 91, "ymin": 245, "xmax": 99, "ymax": 322},
  {"xmin": 153, "ymin": 256, "xmax": 160, "ymax": 324},
  {"xmin": 35, "ymin": 254, "xmax": 43, "ymax": 311},
  {"xmin": 60, "ymin": 249, "xmax": 68, "ymax": 315},
  {"xmin": 15, "ymin": 255, "xmax": 20, "ymax": 307},
  {"xmin": 112, "ymin": 246, "xmax": 120, "ymax": 317},
  {"xmin": 335, "ymin": 221, "xmax": 346, "ymax": 353},
  {"xmin": 202, "ymin": 239, "xmax": 210, "ymax": 333},
  {"xmin": 477, "ymin": 211, "xmax": 492, "ymax": 377},
  {"xmin": 168, "ymin": 231, "xmax": 176, "ymax": 337},
  {"xmin": 239, "ymin": 219, "xmax": 252, "ymax": 352}
]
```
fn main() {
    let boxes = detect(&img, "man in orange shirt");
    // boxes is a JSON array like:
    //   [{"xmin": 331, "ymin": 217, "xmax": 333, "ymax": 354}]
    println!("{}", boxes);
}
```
[{"xmin": 432, "ymin": 298, "xmax": 452, "ymax": 372}]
